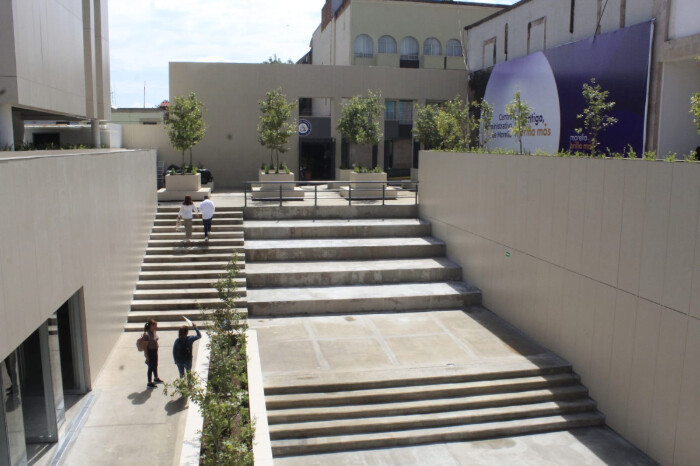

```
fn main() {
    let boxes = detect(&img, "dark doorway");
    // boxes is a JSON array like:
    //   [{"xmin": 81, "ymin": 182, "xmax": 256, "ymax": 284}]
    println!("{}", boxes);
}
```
[
  {"xmin": 32, "ymin": 133, "xmax": 60, "ymax": 149},
  {"xmin": 299, "ymin": 140, "xmax": 335, "ymax": 181}
]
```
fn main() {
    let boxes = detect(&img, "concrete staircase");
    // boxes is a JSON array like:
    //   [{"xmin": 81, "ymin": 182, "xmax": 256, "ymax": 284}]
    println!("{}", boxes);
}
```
[
  {"xmin": 127, "ymin": 205, "xmax": 246, "ymax": 331},
  {"xmin": 243, "ymin": 205, "xmax": 604, "ymax": 457}
]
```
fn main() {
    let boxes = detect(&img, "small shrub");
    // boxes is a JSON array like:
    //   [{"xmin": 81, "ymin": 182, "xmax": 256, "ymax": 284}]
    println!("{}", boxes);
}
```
[
  {"xmin": 664, "ymin": 152, "xmax": 677, "ymax": 162},
  {"xmin": 643, "ymin": 151, "xmax": 657, "ymax": 161}
]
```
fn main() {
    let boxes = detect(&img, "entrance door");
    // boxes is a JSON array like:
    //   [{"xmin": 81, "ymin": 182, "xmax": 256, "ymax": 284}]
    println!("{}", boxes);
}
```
[{"xmin": 299, "ymin": 140, "xmax": 335, "ymax": 181}]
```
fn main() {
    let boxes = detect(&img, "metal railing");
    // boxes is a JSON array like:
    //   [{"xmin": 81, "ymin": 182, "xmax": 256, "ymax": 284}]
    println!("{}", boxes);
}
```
[{"xmin": 242, "ymin": 180, "xmax": 419, "ymax": 207}]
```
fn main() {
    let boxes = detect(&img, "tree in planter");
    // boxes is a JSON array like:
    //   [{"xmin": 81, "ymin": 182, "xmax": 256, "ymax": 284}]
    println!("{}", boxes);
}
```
[
  {"xmin": 504, "ymin": 91, "xmax": 532, "ymax": 154},
  {"xmin": 165, "ymin": 92, "xmax": 206, "ymax": 170},
  {"xmin": 575, "ymin": 78, "xmax": 618, "ymax": 158},
  {"xmin": 164, "ymin": 256, "xmax": 254, "ymax": 465},
  {"xmin": 337, "ymin": 90, "xmax": 383, "ymax": 167},
  {"xmin": 257, "ymin": 88, "xmax": 297, "ymax": 172}
]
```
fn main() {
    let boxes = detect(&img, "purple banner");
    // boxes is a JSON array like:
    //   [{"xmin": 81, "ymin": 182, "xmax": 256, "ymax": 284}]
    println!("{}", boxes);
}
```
[{"xmin": 482, "ymin": 21, "xmax": 653, "ymax": 155}]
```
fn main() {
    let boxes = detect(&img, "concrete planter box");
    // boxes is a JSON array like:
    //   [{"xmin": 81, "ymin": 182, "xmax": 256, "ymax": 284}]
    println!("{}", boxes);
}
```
[
  {"xmin": 165, "ymin": 173, "xmax": 201, "ymax": 191},
  {"xmin": 349, "ymin": 171, "xmax": 387, "ymax": 190},
  {"xmin": 329, "ymin": 168, "xmax": 354, "ymax": 189},
  {"xmin": 253, "ymin": 171, "xmax": 303, "ymax": 200},
  {"xmin": 340, "ymin": 171, "xmax": 397, "ymax": 199}
]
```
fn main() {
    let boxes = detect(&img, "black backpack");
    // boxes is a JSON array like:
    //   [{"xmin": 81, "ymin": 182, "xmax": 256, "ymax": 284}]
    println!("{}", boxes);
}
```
[{"xmin": 174, "ymin": 338, "xmax": 192, "ymax": 362}]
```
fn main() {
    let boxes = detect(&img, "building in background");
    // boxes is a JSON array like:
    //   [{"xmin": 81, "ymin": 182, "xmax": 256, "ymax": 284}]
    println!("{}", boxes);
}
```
[
  {"xmin": 0, "ymin": 0, "xmax": 111, "ymax": 150},
  {"xmin": 463, "ymin": 0, "xmax": 700, "ymax": 157}
]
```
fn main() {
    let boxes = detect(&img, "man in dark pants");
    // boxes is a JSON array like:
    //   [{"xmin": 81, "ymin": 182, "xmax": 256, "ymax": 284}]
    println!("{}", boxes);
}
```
[
  {"xmin": 198, "ymin": 195, "xmax": 215, "ymax": 240},
  {"xmin": 173, "ymin": 323, "xmax": 202, "ymax": 378}
]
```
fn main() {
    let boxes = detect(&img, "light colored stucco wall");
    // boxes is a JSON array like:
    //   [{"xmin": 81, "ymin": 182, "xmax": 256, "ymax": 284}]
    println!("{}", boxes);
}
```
[
  {"xmin": 466, "ymin": 0, "xmax": 653, "ymax": 71},
  {"xmin": 350, "ymin": 0, "xmax": 500, "ymax": 64},
  {"xmin": 167, "ymin": 62, "xmax": 468, "ymax": 188},
  {"xmin": 419, "ymin": 151, "xmax": 700, "ymax": 465},
  {"xmin": 121, "ymin": 123, "xmax": 180, "ymax": 164},
  {"xmin": 669, "ymin": 0, "xmax": 700, "ymax": 40},
  {"xmin": 657, "ymin": 60, "xmax": 700, "ymax": 157},
  {"xmin": 0, "ymin": 149, "xmax": 156, "ymax": 385},
  {"xmin": 0, "ymin": 0, "xmax": 110, "ymax": 120}
]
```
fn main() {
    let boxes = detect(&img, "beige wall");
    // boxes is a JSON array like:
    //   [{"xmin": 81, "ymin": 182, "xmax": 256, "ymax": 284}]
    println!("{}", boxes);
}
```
[
  {"xmin": 466, "ymin": 0, "xmax": 653, "ymax": 71},
  {"xmin": 0, "ymin": 149, "xmax": 156, "ymax": 385},
  {"xmin": 0, "ymin": 0, "xmax": 110, "ymax": 120},
  {"xmin": 166, "ymin": 62, "xmax": 468, "ymax": 188},
  {"xmin": 419, "ymin": 151, "xmax": 700, "ymax": 465},
  {"xmin": 121, "ymin": 123, "xmax": 180, "ymax": 164}
]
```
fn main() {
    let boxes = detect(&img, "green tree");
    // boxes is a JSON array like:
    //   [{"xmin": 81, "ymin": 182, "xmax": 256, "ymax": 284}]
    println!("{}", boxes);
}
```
[
  {"xmin": 165, "ymin": 92, "xmax": 206, "ymax": 168},
  {"xmin": 337, "ymin": 90, "xmax": 383, "ymax": 165},
  {"xmin": 473, "ymin": 99, "xmax": 494, "ymax": 148},
  {"xmin": 443, "ymin": 96, "xmax": 476, "ymax": 151},
  {"xmin": 575, "ymin": 78, "xmax": 618, "ymax": 157},
  {"xmin": 691, "ymin": 92, "xmax": 700, "ymax": 135},
  {"xmin": 257, "ymin": 88, "xmax": 297, "ymax": 171},
  {"xmin": 263, "ymin": 54, "xmax": 294, "ymax": 64},
  {"xmin": 413, "ymin": 103, "xmax": 444, "ymax": 150},
  {"xmin": 504, "ymin": 91, "xmax": 532, "ymax": 154}
]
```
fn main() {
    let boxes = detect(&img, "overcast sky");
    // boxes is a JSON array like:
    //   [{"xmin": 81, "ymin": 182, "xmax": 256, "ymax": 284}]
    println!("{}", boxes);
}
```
[{"xmin": 108, "ymin": 0, "xmax": 517, "ymax": 109}]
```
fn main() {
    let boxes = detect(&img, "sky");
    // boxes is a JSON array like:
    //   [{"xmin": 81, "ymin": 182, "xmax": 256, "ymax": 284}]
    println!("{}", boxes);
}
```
[{"xmin": 108, "ymin": 0, "xmax": 517, "ymax": 109}]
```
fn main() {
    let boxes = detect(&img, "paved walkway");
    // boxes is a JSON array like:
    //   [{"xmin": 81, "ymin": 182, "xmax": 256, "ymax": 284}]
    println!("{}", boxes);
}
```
[
  {"xmin": 56, "ymin": 331, "xmax": 200, "ymax": 466},
  {"xmin": 251, "ymin": 308, "xmax": 657, "ymax": 465}
]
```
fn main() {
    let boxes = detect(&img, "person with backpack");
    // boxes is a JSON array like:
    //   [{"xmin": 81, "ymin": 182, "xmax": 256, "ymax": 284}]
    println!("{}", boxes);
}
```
[
  {"xmin": 139, "ymin": 319, "xmax": 162, "ymax": 388},
  {"xmin": 173, "ymin": 322, "xmax": 202, "ymax": 378}
]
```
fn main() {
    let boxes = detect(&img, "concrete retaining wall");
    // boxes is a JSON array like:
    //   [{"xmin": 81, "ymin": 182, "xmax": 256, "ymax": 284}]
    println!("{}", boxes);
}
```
[
  {"xmin": 0, "ymin": 149, "xmax": 156, "ymax": 385},
  {"xmin": 418, "ymin": 151, "xmax": 700, "ymax": 465}
]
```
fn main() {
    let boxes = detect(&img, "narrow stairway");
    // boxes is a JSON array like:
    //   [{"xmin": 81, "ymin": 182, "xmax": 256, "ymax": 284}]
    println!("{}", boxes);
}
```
[
  {"xmin": 127, "ymin": 205, "xmax": 246, "ymax": 331},
  {"xmin": 243, "ymin": 206, "xmax": 604, "ymax": 457}
]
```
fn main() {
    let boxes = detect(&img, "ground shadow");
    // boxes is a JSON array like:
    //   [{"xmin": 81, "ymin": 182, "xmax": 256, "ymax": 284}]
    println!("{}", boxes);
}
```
[
  {"xmin": 127, "ymin": 389, "xmax": 154, "ymax": 405},
  {"xmin": 165, "ymin": 396, "xmax": 189, "ymax": 416}
]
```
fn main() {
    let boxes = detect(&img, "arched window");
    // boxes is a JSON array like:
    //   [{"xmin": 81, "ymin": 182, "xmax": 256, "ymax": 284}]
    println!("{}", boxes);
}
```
[
  {"xmin": 354, "ymin": 34, "xmax": 374, "ymax": 58},
  {"xmin": 400, "ymin": 36, "xmax": 419, "ymax": 60},
  {"xmin": 378, "ymin": 35, "xmax": 397, "ymax": 54},
  {"xmin": 446, "ymin": 39, "xmax": 462, "ymax": 57},
  {"xmin": 423, "ymin": 37, "xmax": 442, "ymax": 56}
]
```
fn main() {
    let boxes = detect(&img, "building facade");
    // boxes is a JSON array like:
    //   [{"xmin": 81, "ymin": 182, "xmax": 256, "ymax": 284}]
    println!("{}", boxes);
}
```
[
  {"xmin": 463, "ymin": 0, "xmax": 700, "ymax": 156},
  {"xmin": 0, "ymin": 0, "xmax": 111, "ymax": 150}
]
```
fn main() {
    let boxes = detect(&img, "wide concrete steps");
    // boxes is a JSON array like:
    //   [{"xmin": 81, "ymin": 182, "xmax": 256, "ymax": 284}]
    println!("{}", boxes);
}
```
[
  {"xmin": 148, "ymin": 238, "xmax": 244, "ymax": 247},
  {"xmin": 127, "ymin": 205, "xmax": 245, "ymax": 331},
  {"xmin": 244, "ymin": 219, "xmax": 431, "ymax": 239},
  {"xmin": 266, "ymin": 373, "xmax": 580, "ymax": 409},
  {"xmin": 145, "ymin": 246, "xmax": 244, "ymax": 256},
  {"xmin": 246, "ymin": 258, "xmax": 461, "ymax": 288},
  {"xmin": 266, "ymin": 369, "xmax": 602, "ymax": 456},
  {"xmin": 139, "ymin": 270, "xmax": 246, "ymax": 280},
  {"xmin": 140, "ymin": 261, "xmax": 244, "ymax": 271},
  {"xmin": 271, "ymin": 412, "xmax": 605, "ymax": 456},
  {"xmin": 247, "ymin": 282, "xmax": 480, "ymax": 316},
  {"xmin": 246, "ymin": 237, "xmax": 446, "ymax": 262},
  {"xmin": 135, "ymin": 278, "xmax": 245, "ymax": 289},
  {"xmin": 150, "ymin": 231, "xmax": 243, "ymax": 240},
  {"xmin": 127, "ymin": 309, "xmax": 247, "ymax": 324},
  {"xmin": 268, "ymin": 385, "xmax": 590, "ymax": 423},
  {"xmin": 133, "ymin": 288, "xmax": 247, "ymax": 300}
]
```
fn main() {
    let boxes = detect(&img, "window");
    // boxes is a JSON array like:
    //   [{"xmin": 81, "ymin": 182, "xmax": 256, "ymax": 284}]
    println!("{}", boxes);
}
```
[
  {"xmin": 354, "ymin": 34, "xmax": 374, "ymax": 58},
  {"xmin": 385, "ymin": 101, "xmax": 397, "ymax": 120},
  {"xmin": 527, "ymin": 17, "xmax": 546, "ymax": 54},
  {"xmin": 423, "ymin": 37, "xmax": 442, "ymax": 56},
  {"xmin": 446, "ymin": 39, "xmax": 462, "ymax": 57},
  {"xmin": 399, "ymin": 100, "xmax": 413, "ymax": 124},
  {"xmin": 483, "ymin": 37, "xmax": 496, "ymax": 68},
  {"xmin": 400, "ymin": 37, "xmax": 419, "ymax": 60},
  {"xmin": 378, "ymin": 35, "xmax": 397, "ymax": 54}
]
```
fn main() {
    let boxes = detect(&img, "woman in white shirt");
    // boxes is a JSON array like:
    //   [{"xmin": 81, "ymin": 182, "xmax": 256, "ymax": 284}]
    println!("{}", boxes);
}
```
[{"xmin": 178, "ymin": 195, "xmax": 198, "ymax": 242}]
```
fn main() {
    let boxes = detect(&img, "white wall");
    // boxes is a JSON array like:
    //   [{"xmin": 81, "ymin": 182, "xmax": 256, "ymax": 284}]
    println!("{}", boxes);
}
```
[
  {"xmin": 0, "ymin": 0, "xmax": 110, "ymax": 120},
  {"xmin": 0, "ymin": 149, "xmax": 156, "ymax": 385},
  {"xmin": 466, "ymin": 0, "xmax": 653, "ymax": 71},
  {"xmin": 658, "ymin": 60, "xmax": 700, "ymax": 157},
  {"xmin": 419, "ymin": 151, "xmax": 700, "ymax": 465},
  {"xmin": 669, "ymin": 0, "xmax": 700, "ymax": 40}
]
